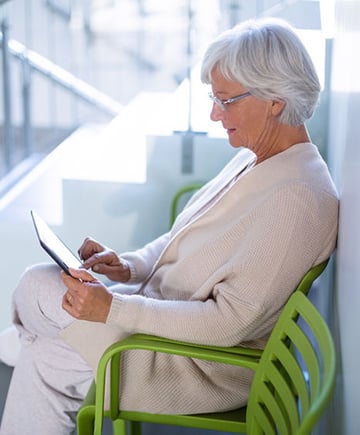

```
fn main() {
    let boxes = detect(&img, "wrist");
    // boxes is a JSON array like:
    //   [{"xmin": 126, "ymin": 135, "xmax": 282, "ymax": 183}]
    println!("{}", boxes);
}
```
[
  {"xmin": 120, "ymin": 259, "xmax": 132, "ymax": 282},
  {"xmin": 102, "ymin": 292, "xmax": 113, "ymax": 323}
]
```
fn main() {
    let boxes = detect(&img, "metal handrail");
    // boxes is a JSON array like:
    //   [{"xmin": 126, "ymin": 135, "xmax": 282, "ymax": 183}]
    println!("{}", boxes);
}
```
[
  {"xmin": 0, "ymin": 26, "xmax": 123, "ymax": 180},
  {"xmin": 0, "ymin": 35, "xmax": 123, "ymax": 117},
  {"xmin": 0, "ymin": 20, "xmax": 12, "ymax": 170}
]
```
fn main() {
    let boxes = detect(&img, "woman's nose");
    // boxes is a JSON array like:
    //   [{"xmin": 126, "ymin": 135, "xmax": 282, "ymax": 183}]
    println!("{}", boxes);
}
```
[{"xmin": 210, "ymin": 104, "xmax": 224, "ymax": 122}]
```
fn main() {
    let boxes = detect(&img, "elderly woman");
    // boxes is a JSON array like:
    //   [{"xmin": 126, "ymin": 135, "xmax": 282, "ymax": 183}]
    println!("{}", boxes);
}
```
[{"xmin": 0, "ymin": 18, "xmax": 338, "ymax": 435}]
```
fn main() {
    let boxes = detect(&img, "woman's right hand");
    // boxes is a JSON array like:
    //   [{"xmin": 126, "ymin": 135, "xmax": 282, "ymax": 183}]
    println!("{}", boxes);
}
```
[{"xmin": 78, "ymin": 237, "xmax": 131, "ymax": 283}]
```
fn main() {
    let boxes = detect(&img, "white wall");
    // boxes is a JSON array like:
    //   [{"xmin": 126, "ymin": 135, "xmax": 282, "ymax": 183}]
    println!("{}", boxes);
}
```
[{"xmin": 327, "ymin": 1, "xmax": 360, "ymax": 434}]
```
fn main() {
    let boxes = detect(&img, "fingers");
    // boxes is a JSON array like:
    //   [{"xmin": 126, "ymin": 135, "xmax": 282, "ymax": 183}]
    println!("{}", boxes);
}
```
[
  {"xmin": 78, "ymin": 237, "xmax": 104, "ymax": 262},
  {"xmin": 77, "ymin": 238, "xmax": 123, "ymax": 280},
  {"xmin": 81, "ymin": 250, "xmax": 119, "ymax": 273},
  {"xmin": 62, "ymin": 291, "xmax": 82, "ymax": 319},
  {"xmin": 68, "ymin": 267, "xmax": 95, "ymax": 282},
  {"xmin": 63, "ymin": 291, "xmax": 73, "ymax": 307},
  {"xmin": 62, "ymin": 291, "xmax": 75, "ymax": 314},
  {"xmin": 81, "ymin": 252, "xmax": 106, "ymax": 271},
  {"xmin": 61, "ymin": 275, "xmax": 112, "ymax": 322},
  {"xmin": 61, "ymin": 271, "xmax": 92, "ymax": 316}
]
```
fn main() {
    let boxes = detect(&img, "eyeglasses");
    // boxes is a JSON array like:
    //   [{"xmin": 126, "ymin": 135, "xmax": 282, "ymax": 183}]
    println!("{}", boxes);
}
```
[{"xmin": 208, "ymin": 91, "xmax": 252, "ymax": 111}]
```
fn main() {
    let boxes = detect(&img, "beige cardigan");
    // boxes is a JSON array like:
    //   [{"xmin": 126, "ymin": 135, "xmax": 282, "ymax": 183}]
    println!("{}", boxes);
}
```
[{"xmin": 61, "ymin": 143, "xmax": 338, "ymax": 413}]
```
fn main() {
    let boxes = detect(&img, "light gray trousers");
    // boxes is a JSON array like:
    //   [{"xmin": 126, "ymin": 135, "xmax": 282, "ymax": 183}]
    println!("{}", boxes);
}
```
[{"xmin": 0, "ymin": 264, "xmax": 94, "ymax": 435}]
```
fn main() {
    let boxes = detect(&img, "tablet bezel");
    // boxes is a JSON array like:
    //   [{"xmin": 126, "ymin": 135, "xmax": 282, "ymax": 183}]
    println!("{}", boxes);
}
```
[{"xmin": 31, "ymin": 210, "xmax": 82, "ymax": 275}]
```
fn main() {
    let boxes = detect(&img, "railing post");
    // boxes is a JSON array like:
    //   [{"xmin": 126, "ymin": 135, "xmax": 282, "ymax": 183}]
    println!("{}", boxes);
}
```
[
  {"xmin": 1, "ymin": 18, "xmax": 13, "ymax": 170},
  {"xmin": 21, "ymin": 53, "xmax": 32, "ymax": 157}
]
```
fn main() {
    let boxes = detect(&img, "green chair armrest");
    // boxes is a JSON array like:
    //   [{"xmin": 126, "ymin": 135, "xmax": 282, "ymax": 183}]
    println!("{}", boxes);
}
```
[{"xmin": 92, "ymin": 334, "xmax": 261, "ymax": 434}]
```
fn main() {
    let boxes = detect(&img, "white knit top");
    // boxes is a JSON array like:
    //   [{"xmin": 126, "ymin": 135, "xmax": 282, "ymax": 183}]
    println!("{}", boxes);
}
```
[{"xmin": 61, "ymin": 143, "xmax": 339, "ymax": 414}]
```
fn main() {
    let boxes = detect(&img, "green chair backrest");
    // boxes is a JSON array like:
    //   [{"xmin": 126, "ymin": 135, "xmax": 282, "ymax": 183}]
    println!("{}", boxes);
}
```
[
  {"xmin": 246, "ymin": 291, "xmax": 336, "ymax": 435},
  {"xmin": 295, "ymin": 259, "xmax": 329, "ymax": 295},
  {"xmin": 170, "ymin": 183, "xmax": 204, "ymax": 227}
]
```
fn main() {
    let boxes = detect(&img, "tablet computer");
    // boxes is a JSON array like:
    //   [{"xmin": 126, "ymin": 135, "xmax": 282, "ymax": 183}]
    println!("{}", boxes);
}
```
[{"xmin": 31, "ymin": 210, "xmax": 82, "ymax": 275}]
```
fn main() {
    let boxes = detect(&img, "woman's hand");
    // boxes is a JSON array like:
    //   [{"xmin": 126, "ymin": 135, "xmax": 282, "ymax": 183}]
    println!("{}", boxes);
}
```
[
  {"xmin": 61, "ymin": 268, "xmax": 113, "ymax": 322},
  {"xmin": 78, "ymin": 237, "xmax": 131, "ymax": 283}
]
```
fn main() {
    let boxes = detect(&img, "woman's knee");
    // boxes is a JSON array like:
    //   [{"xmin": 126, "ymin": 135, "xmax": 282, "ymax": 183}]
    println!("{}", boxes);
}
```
[
  {"xmin": 13, "ymin": 263, "xmax": 62, "ymax": 303},
  {"xmin": 12, "ymin": 263, "xmax": 73, "ymax": 337}
]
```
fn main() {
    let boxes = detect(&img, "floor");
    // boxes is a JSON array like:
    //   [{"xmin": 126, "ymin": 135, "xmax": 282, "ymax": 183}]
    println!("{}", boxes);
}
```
[{"xmin": 0, "ymin": 363, "xmax": 12, "ymax": 427}]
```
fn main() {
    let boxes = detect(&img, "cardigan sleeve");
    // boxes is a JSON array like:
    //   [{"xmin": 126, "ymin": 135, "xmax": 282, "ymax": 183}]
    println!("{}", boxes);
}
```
[{"xmin": 120, "ymin": 232, "xmax": 171, "ymax": 284}]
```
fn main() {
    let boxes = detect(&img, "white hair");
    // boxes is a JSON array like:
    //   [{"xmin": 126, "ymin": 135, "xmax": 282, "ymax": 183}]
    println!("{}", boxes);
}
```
[{"xmin": 201, "ymin": 18, "xmax": 321, "ymax": 126}]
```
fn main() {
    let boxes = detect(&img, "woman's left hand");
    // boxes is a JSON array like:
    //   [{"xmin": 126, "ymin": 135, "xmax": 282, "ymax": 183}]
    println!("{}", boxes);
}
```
[{"xmin": 61, "ymin": 268, "xmax": 113, "ymax": 322}]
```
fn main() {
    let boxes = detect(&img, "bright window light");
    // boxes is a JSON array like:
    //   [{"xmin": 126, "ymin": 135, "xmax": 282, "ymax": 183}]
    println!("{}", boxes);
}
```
[
  {"xmin": 320, "ymin": 0, "xmax": 335, "ymax": 38},
  {"xmin": 297, "ymin": 29, "xmax": 326, "ymax": 90}
]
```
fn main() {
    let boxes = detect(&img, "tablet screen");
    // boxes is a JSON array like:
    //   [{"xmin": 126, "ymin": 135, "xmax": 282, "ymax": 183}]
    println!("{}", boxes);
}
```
[{"xmin": 31, "ymin": 210, "xmax": 82, "ymax": 274}]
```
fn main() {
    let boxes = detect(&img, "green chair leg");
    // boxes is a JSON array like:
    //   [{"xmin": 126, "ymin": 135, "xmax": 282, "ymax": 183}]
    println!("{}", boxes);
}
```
[
  {"xmin": 129, "ymin": 421, "xmax": 142, "ymax": 435},
  {"xmin": 76, "ymin": 405, "xmax": 95, "ymax": 435},
  {"xmin": 113, "ymin": 418, "xmax": 127, "ymax": 435}
]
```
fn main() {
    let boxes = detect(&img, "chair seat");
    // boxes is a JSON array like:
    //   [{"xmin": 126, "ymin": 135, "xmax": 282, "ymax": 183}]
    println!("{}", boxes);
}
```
[
  {"xmin": 117, "ymin": 407, "xmax": 247, "ymax": 433},
  {"xmin": 79, "ymin": 409, "xmax": 247, "ymax": 434},
  {"xmin": 80, "ymin": 364, "xmax": 248, "ymax": 433}
]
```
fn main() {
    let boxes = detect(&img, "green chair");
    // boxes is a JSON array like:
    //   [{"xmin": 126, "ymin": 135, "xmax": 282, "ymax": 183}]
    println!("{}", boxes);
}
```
[
  {"xmin": 169, "ymin": 183, "xmax": 204, "ymax": 227},
  {"xmin": 77, "ymin": 271, "xmax": 335, "ymax": 435}
]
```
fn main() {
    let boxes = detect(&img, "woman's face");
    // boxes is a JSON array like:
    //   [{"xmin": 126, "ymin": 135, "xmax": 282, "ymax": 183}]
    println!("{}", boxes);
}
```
[{"xmin": 209, "ymin": 68, "xmax": 284, "ymax": 161}]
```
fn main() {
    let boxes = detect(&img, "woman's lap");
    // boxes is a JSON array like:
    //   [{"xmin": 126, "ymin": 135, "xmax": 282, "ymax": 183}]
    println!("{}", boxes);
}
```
[{"xmin": 12, "ymin": 263, "xmax": 75, "ymax": 340}]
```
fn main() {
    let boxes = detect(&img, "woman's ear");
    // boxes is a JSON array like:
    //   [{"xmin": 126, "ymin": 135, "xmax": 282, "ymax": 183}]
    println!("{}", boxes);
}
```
[{"xmin": 271, "ymin": 99, "xmax": 286, "ymax": 117}]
